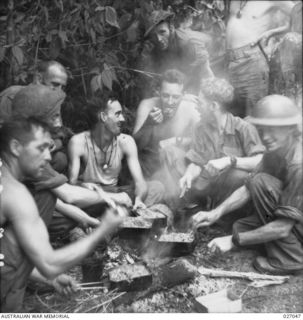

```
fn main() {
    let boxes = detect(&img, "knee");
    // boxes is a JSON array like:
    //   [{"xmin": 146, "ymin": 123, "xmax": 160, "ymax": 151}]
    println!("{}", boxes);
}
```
[{"xmin": 249, "ymin": 173, "xmax": 279, "ymax": 192}]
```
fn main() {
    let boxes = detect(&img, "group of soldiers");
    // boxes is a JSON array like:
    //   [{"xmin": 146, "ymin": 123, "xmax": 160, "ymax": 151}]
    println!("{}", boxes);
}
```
[{"xmin": 0, "ymin": 0, "xmax": 302, "ymax": 313}]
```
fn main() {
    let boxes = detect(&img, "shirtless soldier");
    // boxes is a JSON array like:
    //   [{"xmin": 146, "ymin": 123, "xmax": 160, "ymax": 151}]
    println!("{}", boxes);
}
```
[
  {"xmin": 0, "ymin": 117, "xmax": 121, "ymax": 312},
  {"xmin": 226, "ymin": 0, "xmax": 294, "ymax": 116}
]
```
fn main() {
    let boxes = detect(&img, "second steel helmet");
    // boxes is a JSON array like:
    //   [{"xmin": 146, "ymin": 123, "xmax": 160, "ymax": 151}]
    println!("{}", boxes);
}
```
[{"xmin": 246, "ymin": 95, "xmax": 302, "ymax": 126}]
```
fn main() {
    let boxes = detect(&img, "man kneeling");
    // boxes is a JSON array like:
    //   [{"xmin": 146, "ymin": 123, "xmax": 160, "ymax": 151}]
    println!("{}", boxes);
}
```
[{"xmin": 192, "ymin": 95, "xmax": 303, "ymax": 275}]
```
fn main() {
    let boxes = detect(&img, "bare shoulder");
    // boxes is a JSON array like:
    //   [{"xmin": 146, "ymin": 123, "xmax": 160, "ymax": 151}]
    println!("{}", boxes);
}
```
[
  {"xmin": 2, "ymin": 177, "xmax": 37, "ymax": 220},
  {"xmin": 69, "ymin": 131, "xmax": 87, "ymax": 152},
  {"xmin": 118, "ymin": 134, "xmax": 136, "ymax": 153}
]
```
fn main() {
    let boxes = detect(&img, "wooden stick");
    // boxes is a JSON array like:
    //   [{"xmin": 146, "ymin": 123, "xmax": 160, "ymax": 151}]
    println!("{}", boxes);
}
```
[
  {"xmin": 79, "ymin": 281, "xmax": 104, "ymax": 286},
  {"xmin": 79, "ymin": 286, "xmax": 105, "ymax": 291},
  {"xmin": 83, "ymin": 292, "xmax": 126, "ymax": 313},
  {"xmin": 198, "ymin": 266, "xmax": 289, "ymax": 282}
]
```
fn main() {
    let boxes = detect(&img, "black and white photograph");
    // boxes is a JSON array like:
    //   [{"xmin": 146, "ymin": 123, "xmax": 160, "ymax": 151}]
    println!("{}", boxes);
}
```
[{"xmin": 0, "ymin": 0, "xmax": 302, "ymax": 315}]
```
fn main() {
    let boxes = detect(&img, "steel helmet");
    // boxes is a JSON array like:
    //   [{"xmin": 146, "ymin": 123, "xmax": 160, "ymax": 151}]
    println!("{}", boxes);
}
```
[
  {"xmin": 144, "ymin": 10, "xmax": 174, "ymax": 38},
  {"xmin": 246, "ymin": 95, "xmax": 302, "ymax": 126}
]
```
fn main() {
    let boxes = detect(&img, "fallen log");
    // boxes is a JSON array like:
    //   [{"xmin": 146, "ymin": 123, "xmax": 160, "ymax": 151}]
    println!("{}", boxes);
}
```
[{"xmin": 198, "ymin": 267, "xmax": 289, "ymax": 282}]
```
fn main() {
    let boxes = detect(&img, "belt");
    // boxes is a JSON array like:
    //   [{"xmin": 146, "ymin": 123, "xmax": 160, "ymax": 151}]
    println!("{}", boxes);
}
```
[{"xmin": 227, "ymin": 43, "xmax": 262, "ymax": 61}]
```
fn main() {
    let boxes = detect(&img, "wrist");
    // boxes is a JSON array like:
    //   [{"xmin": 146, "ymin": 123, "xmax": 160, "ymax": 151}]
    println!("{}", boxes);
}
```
[{"xmin": 229, "ymin": 156, "xmax": 237, "ymax": 168}]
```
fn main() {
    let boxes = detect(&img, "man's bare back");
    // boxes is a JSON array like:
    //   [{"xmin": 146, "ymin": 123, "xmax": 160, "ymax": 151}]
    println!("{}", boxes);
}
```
[{"xmin": 227, "ymin": 1, "xmax": 294, "ymax": 49}]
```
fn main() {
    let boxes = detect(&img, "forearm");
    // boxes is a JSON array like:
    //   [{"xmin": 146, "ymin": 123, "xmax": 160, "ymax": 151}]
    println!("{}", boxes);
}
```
[
  {"xmin": 215, "ymin": 185, "xmax": 250, "ymax": 218},
  {"xmin": 236, "ymin": 219, "xmax": 295, "ymax": 246},
  {"xmin": 30, "ymin": 268, "xmax": 53, "ymax": 286},
  {"xmin": 234, "ymin": 154, "xmax": 263, "ymax": 171},
  {"xmin": 55, "ymin": 199, "xmax": 94, "ymax": 224},
  {"xmin": 53, "ymin": 184, "xmax": 105, "ymax": 208},
  {"xmin": 135, "ymin": 181, "xmax": 148, "ymax": 202}
]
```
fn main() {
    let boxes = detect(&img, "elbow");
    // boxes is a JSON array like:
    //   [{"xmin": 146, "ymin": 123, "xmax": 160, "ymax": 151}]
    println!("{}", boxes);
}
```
[
  {"xmin": 279, "ymin": 227, "xmax": 292, "ymax": 239},
  {"xmin": 37, "ymin": 263, "xmax": 61, "ymax": 280}
]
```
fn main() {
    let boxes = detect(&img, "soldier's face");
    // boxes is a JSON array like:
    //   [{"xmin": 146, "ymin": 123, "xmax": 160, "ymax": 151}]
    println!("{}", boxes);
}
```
[
  {"xmin": 102, "ymin": 100, "xmax": 125, "ymax": 136},
  {"xmin": 160, "ymin": 81, "xmax": 183, "ymax": 119},
  {"xmin": 257, "ymin": 126, "xmax": 294, "ymax": 152},
  {"xmin": 151, "ymin": 22, "xmax": 170, "ymax": 50},
  {"xmin": 42, "ymin": 66, "xmax": 67, "ymax": 91},
  {"xmin": 19, "ymin": 127, "xmax": 52, "ymax": 178}
]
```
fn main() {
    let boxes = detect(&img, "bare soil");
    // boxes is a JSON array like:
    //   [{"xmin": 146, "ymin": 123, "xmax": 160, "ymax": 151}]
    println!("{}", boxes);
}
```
[{"xmin": 23, "ymin": 226, "xmax": 303, "ymax": 313}]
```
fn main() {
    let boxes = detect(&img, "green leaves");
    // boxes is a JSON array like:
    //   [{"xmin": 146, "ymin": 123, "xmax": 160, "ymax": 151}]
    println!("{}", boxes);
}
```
[
  {"xmin": 12, "ymin": 46, "xmax": 24, "ymax": 65},
  {"xmin": 105, "ymin": 6, "xmax": 120, "ymax": 29},
  {"xmin": 90, "ymin": 63, "xmax": 118, "ymax": 93}
]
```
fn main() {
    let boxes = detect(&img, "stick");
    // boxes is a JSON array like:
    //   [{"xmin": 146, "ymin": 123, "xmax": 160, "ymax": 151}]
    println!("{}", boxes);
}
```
[
  {"xmin": 198, "ymin": 266, "xmax": 289, "ymax": 282},
  {"xmin": 83, "ymin": 292, "xmax": 126, "ymax": 313},
  {"xmin": 79, "ymin": 286, "xmax": 105, "ymax": 291},
  {"xmin": 79, "ymin": 281, "xmax": 104, "ymax": 286}
]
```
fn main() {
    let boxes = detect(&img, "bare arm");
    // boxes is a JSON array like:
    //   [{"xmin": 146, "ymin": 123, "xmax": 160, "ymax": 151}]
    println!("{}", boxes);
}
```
[
  {"xmin": 122, "ymin": 135, "xmax": 147, "ymax": 203},
  {"xmin": 56, "ymin": 199, "xmax": 100, "ymax": 228},
  {"xmin": 52, "ymin": 182, "xmax": 107, "ymax": 208},
  {"xmin": 236, "ymin": 218, "xmax": 295, "ymax": 246},
  {"xmin": 67, "ymin": 135, "xmax": 83, "ymax": 185},
  {"xmin": 192, "ymin": 185, "xmax": 250, "ymax": 227},
  {"xmin": 5, "ymin": 185, "xmax": 120, "ymax": 279},
  {"xmin": 205, "ymin": 154, "xmax": 263, "ymax": 173},
  {"xmin": 133, "ymin": 99, "xmax": 154, "ymax": 134}
]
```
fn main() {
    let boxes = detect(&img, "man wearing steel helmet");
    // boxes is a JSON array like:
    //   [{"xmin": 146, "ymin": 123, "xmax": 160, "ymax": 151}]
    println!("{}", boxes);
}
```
[
  {"xmin": 192, "ymin": 95, "xmax": 303, "ymax": 275},
  {"xmin": 139, "ymin": 9, "xmax": 212, "ymax": 96}
]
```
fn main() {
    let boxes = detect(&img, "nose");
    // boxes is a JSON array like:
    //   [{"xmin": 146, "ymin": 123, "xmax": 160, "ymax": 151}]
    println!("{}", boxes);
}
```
[
  {"xmin": 119, "ymin": 114, "xmax": 125, "ymax": 122},
  {"xmin": 156, "ymin": 34, "xmax": 163, "ymax": 43},
  {"xmin": 45, "ymin": 148, "xmax": 52, "ymax": 162},
  {"xmin": 168, "ymin": 95, "xmax": 174, "ymax": 105}
]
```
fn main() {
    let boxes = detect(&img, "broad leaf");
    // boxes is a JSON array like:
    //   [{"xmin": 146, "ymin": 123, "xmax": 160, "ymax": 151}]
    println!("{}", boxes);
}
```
[
  {"xmin": 105, "ymin": 6, "xmax": 120, "ymax": 29},
  {"xmin": 12, "ymin": 46, "xmax": 24, "ymax": 65}
]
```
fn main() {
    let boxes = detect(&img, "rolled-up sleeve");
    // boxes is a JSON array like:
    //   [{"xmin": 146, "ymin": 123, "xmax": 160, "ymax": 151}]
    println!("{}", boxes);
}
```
[{"xmin": 238, "ymin": 120, "xmax": 266, "ymax": 156}]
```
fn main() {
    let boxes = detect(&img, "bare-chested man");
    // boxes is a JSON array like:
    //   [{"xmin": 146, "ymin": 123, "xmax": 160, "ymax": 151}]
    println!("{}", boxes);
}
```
[
  {"xmin": 133, "ymin": 69, "xmax": 200, "ymax": 180},
  {"xmin": 0, "ymin": 117, "xmax": 121, "ymax": 312},
  {"xmin": 226, "ymin": 0, "xmax": 294, "ymax": 116}
]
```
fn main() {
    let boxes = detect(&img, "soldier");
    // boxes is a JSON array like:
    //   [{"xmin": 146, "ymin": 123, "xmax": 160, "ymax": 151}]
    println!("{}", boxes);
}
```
[{"xmin": 192, "ymin": 95, "xmax": 303, "ymax": 275}]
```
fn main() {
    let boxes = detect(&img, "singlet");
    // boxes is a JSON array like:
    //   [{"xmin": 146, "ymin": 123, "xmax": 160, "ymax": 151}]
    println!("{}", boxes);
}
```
[{"xmin": 79, "ymin": 132, "xmax": 123, "ymax": 186}]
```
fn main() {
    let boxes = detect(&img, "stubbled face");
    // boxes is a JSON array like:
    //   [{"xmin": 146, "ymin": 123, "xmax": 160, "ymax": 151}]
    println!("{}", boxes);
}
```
[
  {"xmin": 256, "ymin": 125, "xmax": 293, "ymax": 152},
  {"xmin": 42, "ymin": 66, "xmax": 67, "ymax": 91},
  {"xmin": 151, "ymin": 22, "xmax": 170, "ymax": 50},
  {"xmin": 160, "ymin": 81, "xmax": 184, "ymax": 120},
  {"xmin": 19, "ymin": 127, "xmax": 52, "ymax": 178},
  {"xmin": 103, "ymin": 100, "xmax": 125, "ymax": 136}
]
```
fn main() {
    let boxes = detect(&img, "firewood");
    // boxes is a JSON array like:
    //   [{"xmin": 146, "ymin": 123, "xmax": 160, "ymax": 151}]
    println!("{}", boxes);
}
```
[{"xmin": 198, "ymin": 267, "xmax": 289, "ymax": 282}]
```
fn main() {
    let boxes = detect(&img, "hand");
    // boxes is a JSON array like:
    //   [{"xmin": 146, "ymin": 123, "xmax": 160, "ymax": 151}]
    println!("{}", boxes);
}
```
[
  {"xmin": 149, "ymin": 107, "xmax": 163, "ymax": 124},
  {"xmin": 82, "ymin": 182, "xmax": 117, "ymax": 209},
  {"xmin": 251, "ymin": 30, "xmax": 273, "ymax": 47},
  {"xmin": 204, "ymin": 157, "xmax": 230, "ymax": 176},
  {"xmin": 192, "ymin": 210, "xmax": 220, "ymax": 228},
  {"xmin": 207, "ymin": 235, "xmax": 234, "ymax": 253},
  {"xmin": 101, "ymin": 208, "xmax": 123, "ymax": 232},
  {"xmin": 133, "ymin": 197, "xmax": 146, "ymax": 210},
  {"xmin": 179, "ymin": 173, "xmax": 192, "ymax": 198},
  {"xmin": 113, "ymin": 192, "xmax": 133, "ymax": 208},
  {"xmin": 51, "ymin": 274, "xmax": 78, "ymax": 296},
  {"xmin": 79, "ymin": 216, "xmax": 100, "ymax": 231}
]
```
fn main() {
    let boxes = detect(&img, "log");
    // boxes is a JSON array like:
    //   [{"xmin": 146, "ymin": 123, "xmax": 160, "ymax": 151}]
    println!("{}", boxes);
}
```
[{"xmin": 198, "ymin": 267, "xmax": 289, "ymax": 282}]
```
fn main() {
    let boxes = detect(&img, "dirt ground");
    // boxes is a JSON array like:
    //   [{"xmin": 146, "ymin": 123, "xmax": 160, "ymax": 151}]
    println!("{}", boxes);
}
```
[{"xmin": 23, "ymin": 225, "xmax": 303, "ymax": 313}]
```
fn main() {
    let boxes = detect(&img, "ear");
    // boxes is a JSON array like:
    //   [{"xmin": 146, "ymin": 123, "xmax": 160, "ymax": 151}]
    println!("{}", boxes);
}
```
[
  {"xmin": 100, "ymin": 111, "xmax": 107, "ymax": 122},
  {"xmin": 33, "ymin": 72, "xmax": 43, "ymax": 84},
  {"xmin": 9, "ymin": 139, "xmax": 23, "ymax": 157}
]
